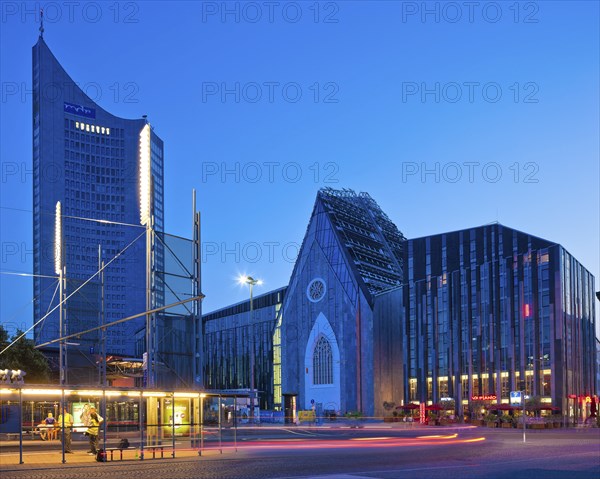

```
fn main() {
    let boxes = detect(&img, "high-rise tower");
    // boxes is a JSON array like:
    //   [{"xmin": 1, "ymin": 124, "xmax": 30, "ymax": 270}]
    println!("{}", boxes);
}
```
[{"xmin": 32, "ymin": 35, "xmax": 164, "ymax": 376}]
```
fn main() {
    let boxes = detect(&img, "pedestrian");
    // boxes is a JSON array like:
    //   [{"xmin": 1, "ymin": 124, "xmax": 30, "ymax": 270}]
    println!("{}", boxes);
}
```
[
  {"xmin": 90, "ymin": 406, "xmax": 104, "ymax": 426},
  {"xmin": 44, "ymin": 412, "xmax": 57, "ymax": 440},
  {"xmin": 57, "ymin": 407, "xmax": 74, "ymax": 453},
  {"xmin": 86, "ymin": 408, "xmax": 100, "ymax": 456},
  {"xmin": 80, "ymin": 403, "xmax": 91, "ymax": 428}
]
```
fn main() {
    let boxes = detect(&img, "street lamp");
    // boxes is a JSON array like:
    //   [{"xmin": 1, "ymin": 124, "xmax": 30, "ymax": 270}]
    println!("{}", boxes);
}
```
[
  {"xmin": 139, "ymin": 122, "xmax": 155, "ymax": 388},
  {"xmin": 238, "ymin": 275, "xmax": 263, "ymax": 422},
  {"xmin": 55, "ymin": 201, "xmax": 67, "ymax": 385}
]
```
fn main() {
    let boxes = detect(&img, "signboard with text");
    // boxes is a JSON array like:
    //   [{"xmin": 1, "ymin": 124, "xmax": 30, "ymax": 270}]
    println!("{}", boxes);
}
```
[
  {"xmin": 64, "ymin": 102, "xmax": 96, "ymax": 119},
  {"xmin": 471, "ymin": 395, "xmax": 497, "ymax": 401},
  {"xmin": 298, "ymin": 410, "xmax": 316, "ymax": 423},
  {"xmin": 163, "ymin": 398, "xmax": 190, "ymax": 438}
]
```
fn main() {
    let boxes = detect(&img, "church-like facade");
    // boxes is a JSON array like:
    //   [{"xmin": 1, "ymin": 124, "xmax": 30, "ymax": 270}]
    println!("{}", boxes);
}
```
[{"xmin": 279, "ymin": 188, "xmax": 406, "ymax": 417}]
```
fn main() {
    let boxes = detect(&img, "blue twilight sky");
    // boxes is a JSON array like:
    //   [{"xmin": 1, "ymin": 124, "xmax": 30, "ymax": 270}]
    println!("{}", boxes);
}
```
[{"xmin": 0, "ymin": 1, "xmax": 598, "ymax": 337}]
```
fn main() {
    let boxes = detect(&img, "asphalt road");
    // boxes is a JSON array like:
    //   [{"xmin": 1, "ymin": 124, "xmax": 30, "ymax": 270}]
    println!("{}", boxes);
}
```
[{"xmin": 1, "ymin": 426, "xmax": 599, "ymax": 479}]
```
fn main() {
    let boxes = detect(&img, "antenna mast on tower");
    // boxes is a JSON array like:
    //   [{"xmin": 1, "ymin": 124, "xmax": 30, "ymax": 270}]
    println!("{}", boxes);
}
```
[{"xmin": 39, "ymin": 9, "xmax": 44, "ymax": 38}]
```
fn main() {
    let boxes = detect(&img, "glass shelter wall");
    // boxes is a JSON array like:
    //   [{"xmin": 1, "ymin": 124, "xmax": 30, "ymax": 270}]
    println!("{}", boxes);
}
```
[{"xmin": 0, "ymin": 386, "xmax": 245, "ymax": 462}]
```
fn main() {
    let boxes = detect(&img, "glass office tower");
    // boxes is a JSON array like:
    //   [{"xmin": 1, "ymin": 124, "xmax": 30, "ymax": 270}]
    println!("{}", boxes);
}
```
[{"xmin": 32, "ymin": 35, "xmax": 164, "ymax": 381}]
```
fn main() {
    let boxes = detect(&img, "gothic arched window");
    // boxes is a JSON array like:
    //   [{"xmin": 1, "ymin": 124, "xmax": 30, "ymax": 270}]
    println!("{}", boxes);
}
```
[{"xmin": 313, "ymin": 336, "xmax": 333, "ymax": 385}]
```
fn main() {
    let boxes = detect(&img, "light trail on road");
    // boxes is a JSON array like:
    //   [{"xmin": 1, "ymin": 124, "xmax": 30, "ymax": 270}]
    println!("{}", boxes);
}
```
[{"xmin": 198, "ymin": 433, "xmax": 486, "ymax": 452}]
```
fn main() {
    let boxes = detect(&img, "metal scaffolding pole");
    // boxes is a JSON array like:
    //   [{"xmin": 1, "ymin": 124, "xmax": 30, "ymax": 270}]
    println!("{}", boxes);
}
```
[
  {"xmin": 145, "ymin": 217, "xmax": 155, "ymax": 388},
  {"xmin": 99, "ymin": 246, "xmax": 106, "ymax": 387},
  {"xmin": 193, "ymin": 190, "xmax": 203, "ymax": 388}
]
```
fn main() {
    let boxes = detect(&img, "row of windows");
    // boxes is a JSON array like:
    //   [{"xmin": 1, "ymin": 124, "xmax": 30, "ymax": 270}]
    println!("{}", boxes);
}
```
[
  {"xmin": 65, "ymin": 154, "xmax": 125, "ymax": 171},
  {"xmin": 64, "ymin": 177, "xmax": 127, "ymax": 193},
  {"xmin": 65, "ymin": 142, "xmax": 123, "ymax": 157},
  {"xmin": 68, "ymin": 190, "xmax": 126, "ymax": 205},
  {"xmin": 105, "ymin": 329, "xmax": 128, "ymax": 336},
  {"xmin": 66, "ymin": 200, "xmax": 124, "ymax": 214},
  {"xmin": 66, "ymin": 251, "xmax": 129, "ymax": 267},
  {"xmin": 64, "ymin": 118, "xmax": 114, "ymax": 136},
  {"xmin": 408, "ymin": 372, "xmax": 552, "ymax": 402},
  {"xmin": 67, "ymin": 279, "xmax": 126, "ymax": 294},
  {"xmin": 64, "ymin": 156, "xmax": 125, "ymax": 172},
  {"xmin": 64, "ymin": 129, "xmax": 124, "ymax": 147},
  {"xmin": 64, "ymin": 227, "xmax": 126, "ymax": 238},
  {"xmin": 64, "ymin": 263, "xmax": 129, "ymax": 281},
  {"xmin": 64, "ymin": 272, "xmax": 134, "ymax": 290},
  {"xmin": 64, "ymin": 171, "xmax": 125, "ymax": 187},
  {"xmin": 64, "ymin": 208, "xmax": 125, "ymax": 224},
  {"xmin": 93, "ymin": 165, "xmax": 121, "ymax": 176},
  {"xmin": 64, "ymin": 259, "xmax": 128, "ymax": 276},
  {"xmin": 68, "ymin": 210, "xmax": 124, "ymax": 223},
  {"xmin": 102, "ymin": 294, "xmax": 127, "ymax": 301},
  {"xmin": 65, "ymin": 192, "xmax": 125, "ymax": 205},
  {"xmin": 76, "ymin": 121, "xmax": 110, "ymax": 135}
]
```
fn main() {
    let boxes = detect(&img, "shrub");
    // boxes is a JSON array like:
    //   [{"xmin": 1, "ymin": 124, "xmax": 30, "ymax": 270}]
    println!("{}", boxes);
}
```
[
  {"xmin": 345, "ymin": 411, "xmax": 363, "ymax": 419},
  {"xmin": 483, "ymin": 413, "xmax": 498, "ymax": 423}
]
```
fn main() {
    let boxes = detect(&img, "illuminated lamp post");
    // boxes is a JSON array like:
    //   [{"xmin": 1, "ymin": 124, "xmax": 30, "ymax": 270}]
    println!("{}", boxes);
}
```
[
  {"xmin": 55, "ymin": 201, "xmax": 67, "ymax": 385},
  {"xmin": 238, "ymin": 275, "xmax": 263, "ymax": 423},
  {"xmin": 139, "ymin": 122, "xmax": 155, "ymax": 387}
]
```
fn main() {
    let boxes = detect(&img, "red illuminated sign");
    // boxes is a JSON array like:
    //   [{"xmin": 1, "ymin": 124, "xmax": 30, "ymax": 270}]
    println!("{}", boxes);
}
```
[
  {"xmin": 568, "ymin": 394, "xmax": 596, "ymax": 403},
  {"xmin": 471, "ymin": 395, "xmax": 497, "ymax": 401},
  {"xmin": 419, "ymin": 403, "xmax": 426, "ymax": 424}
]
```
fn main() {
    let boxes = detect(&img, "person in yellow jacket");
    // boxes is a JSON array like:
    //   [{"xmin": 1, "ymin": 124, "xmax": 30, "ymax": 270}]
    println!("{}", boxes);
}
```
[
  {"xmin": 86, "ymin": 408, "xmax": 100, "ymax": 455},
  {"xmin": 57, "ymin": 407, "xmax": 74, "ymax": 453}
]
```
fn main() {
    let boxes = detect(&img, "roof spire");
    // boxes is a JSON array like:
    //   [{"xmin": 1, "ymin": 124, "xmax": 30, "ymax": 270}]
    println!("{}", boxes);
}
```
[{"xmin": 39, "ymin": 8, "xmax": 44, "ymax": 38}]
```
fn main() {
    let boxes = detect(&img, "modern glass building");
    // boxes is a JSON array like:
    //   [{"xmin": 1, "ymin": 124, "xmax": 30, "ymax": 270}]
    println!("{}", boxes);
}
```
[
  {"xmin": 391, "ymin": 224, "xmax": 597, "ymax": 418},
  {"xmin": 32, "ymin": 35, "xmax": 164, "ymax": 382},
  {"xmin": 204, "ymin": 287, "xmax": 286, "ymax": 410},
  {"xmin": 203, "ymin": 188, "xmax": 597, "ymax": 421}
]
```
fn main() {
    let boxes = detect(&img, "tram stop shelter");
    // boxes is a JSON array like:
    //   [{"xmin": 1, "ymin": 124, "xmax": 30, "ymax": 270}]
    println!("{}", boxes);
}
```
[{"xmin": 0, "ymin": 385, "xmax": 250, "ymax": 465}]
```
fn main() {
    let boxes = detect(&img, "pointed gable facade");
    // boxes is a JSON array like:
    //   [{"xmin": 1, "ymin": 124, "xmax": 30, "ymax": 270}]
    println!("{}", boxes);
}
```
[{"xmin": 281, "ymin": 188, "xmax": 406, "ymax": 416}]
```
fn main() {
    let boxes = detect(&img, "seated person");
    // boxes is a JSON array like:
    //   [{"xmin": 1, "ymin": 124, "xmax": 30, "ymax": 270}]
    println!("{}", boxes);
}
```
[{"xmin": 44, "ymin": 412, "xmax": 57, "ymax": 440}]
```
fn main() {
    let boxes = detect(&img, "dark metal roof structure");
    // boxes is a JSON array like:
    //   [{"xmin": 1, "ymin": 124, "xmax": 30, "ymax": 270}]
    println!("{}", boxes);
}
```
[{"xmin": 318, "ymin": 188, "xmax": 406, "ymax": 296}]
